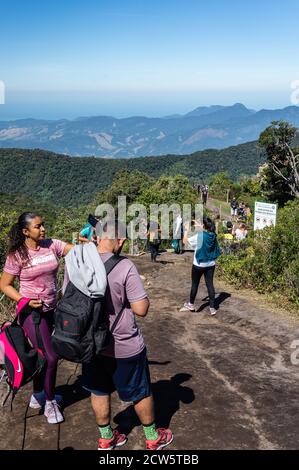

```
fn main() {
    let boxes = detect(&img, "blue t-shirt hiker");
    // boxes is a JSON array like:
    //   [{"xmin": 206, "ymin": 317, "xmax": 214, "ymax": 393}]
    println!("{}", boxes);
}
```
[{"xmin": 79, "ymin": 214, "xmax": 99, "ymax": 243}]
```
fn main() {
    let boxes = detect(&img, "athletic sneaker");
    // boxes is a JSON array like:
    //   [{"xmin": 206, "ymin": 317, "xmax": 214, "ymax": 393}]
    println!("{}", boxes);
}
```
[
  {"xmin": 29, "ymin": 394, "xmax": 43, "ymax": 409},
  {"xmin": 98, "ymin": 430, "xmax": 128, "ymax": 450},
  {"xmin": 29, "ymin": 392, "xmax": 63, "ymax": 410},
  {"xmin": 146, "ymin": 428, "xmax": 174, "ymax": 450},
  {"xmin": 209, "ymin": 307, "xmax": 217, "ymax": 316},
  {"xmin": 44, "ymin": 400, "xmax": 64, "ymax": 424},
  {"xmin": 179, "ymin": 302, "xmax": 195, "ymax": 312}
]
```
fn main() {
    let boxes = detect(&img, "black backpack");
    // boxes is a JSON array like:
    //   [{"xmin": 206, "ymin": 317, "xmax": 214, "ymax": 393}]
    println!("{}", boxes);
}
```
[{"xmin": 52, "ymin": 255, "xmax": 126, "ymax": 364}]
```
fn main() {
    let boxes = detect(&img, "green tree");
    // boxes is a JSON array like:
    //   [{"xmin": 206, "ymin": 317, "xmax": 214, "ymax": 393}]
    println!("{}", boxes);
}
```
[
  {"xmin": 137, "ymin": 174, "xmax": 197, "ymax": 208},
  {"xmin": 209, "ymin": 172, "xmax": 234, "ymax": 199},
  {"xmin": 51, "ymin": 207, "xmax": 88, "ymax": 243},
  {"xmin": 258, "ymin": 121, "xmax": 299, "ymax": 204},
  {"xmin": 239, "ymin": 175, "xmax": 261, "ymax": 197},
  {"xmin": 96, "ymin": 170, "xmax": 153, "ymax": 207},
  {"xmin": 0, "ymin": 210, "xmax": 18, "ymax": 269}
]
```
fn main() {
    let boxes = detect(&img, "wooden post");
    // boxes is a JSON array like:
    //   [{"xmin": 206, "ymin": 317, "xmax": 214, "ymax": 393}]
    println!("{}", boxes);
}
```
[
  {"xmin": 226, "ymin": 189, "xmax": 230, "ymax": 203},
  {"xmin": 130, "ymin": 223, "xmax": 134, "ymax": 255},
  {"xmin": 219, "ymin": 204, "xmax": 222, "ymax": 220},
  {"xmin": 72, "ymin": 232, "xmax": 78, "ymax": 245}
]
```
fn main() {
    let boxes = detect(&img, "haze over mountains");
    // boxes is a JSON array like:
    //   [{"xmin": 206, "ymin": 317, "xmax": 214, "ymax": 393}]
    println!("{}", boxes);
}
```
[{"xmin": 0, "ymin": 103, "xmax": 299, "ymax": 158}]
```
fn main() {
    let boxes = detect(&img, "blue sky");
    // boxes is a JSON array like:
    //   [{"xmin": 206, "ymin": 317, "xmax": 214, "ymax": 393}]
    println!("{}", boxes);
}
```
[{"xmin": 0, "ymin": 0, "xmax": 299, "ymax": 119}]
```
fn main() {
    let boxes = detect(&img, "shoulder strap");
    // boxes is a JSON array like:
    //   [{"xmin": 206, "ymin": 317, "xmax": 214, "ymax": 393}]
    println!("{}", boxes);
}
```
[
  {"xmin": 11, "ymin": 316, "xmax": 19, "ymax": 327},
  {"xmin": 104, "ymin": 254, "xmax": 127, "ymax": 276},
  {"xmin": 103, "ymin": 255, "xmax": 127, "ymax": 333},
  {"xmin": 31, "ymin": 310, "xmax": 46, "ymax": 354},
  {"xmin": 110, "ymin": 305, "xmax": 126, "ymax": 334}
]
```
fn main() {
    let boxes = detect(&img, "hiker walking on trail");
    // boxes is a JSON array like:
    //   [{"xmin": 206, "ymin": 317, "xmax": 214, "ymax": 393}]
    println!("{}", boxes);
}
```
[
  {"xmin": 172, "ymin": 212, "xmax": 184, "ymax": 254},
  {"xmin": 180, "ymin": 217, "xmax": 221, "ymax": 315},
  {"xmin": 147, "ymin": 219, "xmax": 161, "ymax": 262},
  {"xmin": 80, "ymin": 219, "xmax": 173, "ymax": 450},
  {"xmin": 201, "ymin": 185, "xmax": 208, "ymax": 205},
  {"xmin": 0, "ymin": 212, "xmax": 73, "ymax": 423},
  {"xmin": 237, "ymin": 201, "xmax": 246, "ymax": 222},
  {"xmin": 230, "ymin": 197, "xmax": 239, "ymax": 219}
]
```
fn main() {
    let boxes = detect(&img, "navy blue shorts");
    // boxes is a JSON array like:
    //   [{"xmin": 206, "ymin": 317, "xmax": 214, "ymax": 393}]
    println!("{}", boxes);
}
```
[{"xmin": 82, "ymin": 348, "xmax": 151, "ymax": 403}]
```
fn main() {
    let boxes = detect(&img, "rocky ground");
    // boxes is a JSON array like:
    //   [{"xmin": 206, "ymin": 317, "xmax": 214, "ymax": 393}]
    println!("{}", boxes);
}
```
[{"xmin": 1, "ymin": 251, "xmax": 299, "ymax": 450}]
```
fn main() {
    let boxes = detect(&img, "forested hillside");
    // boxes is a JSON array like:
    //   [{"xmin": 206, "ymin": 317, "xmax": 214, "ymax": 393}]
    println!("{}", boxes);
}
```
[{"xmin": 0, "ymin": 141, "xmax": 264, "ymax": 206}]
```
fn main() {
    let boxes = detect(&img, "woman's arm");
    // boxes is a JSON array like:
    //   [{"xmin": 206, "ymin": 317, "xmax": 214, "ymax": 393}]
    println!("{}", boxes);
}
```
[
  {"xmin": 182, "ymin": 220, "xmax": 191, "ymax": 245},
  {"xmin": 0, "ymin": 272, "xmax": 42, "ymax": 308},
  {"xmin": 63, "ymin": 243, "xmax": 74, "ymax": 256},
  {"xmin": 183, "ymin": 233, "xmax": 189, "ymax": 245},
  {"xmin": 0, "ymin": 272, "xmax": 22, "ymax": 302},
  {"xmin": 78, "ymin": 235, "xmax": 89, "ymax": 243}
]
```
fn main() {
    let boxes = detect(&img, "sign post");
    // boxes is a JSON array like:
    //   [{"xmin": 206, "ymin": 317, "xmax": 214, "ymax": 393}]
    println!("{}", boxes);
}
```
[{"xmin": 254, "ymin": 201, "xmax": 277, "ymax": 231}]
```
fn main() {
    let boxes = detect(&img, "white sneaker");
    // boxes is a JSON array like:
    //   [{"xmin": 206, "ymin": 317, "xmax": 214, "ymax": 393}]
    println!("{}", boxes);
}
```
[
  {"xmin": 209, "ymin": 307, "xmax": 217, "ymax": 316},
  {"xmin": 29, "ymin": 394, "xmax": 43, "ymax": 409},
  {"xmin": 179, "ymin": 302, "xmax": 195, "ymax": 312},
  {"xmin": 44, "ymin": 400, "xmax": 64, "ymax": 424}
]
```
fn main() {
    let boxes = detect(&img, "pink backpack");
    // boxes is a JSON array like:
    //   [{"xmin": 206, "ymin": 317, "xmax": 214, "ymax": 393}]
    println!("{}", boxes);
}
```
[{"xmin": 0, "ymin": 298, "xmax": 45, "ymax": 405}]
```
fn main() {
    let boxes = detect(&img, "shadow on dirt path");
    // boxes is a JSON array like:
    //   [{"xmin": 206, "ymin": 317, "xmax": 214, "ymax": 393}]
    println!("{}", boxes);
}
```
[
  {"xmin": 113, "ymin": 373, "xmax": 195, "ymax": 436},
  {"xmin": 197, "ymin": 292, "xmax": 231, "ymax": 311}
]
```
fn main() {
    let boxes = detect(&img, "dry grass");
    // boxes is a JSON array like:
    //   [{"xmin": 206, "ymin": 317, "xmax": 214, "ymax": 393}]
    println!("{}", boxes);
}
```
[
  {"xmin": 0, "ymin": 297, "xmax": 15, "ymax": 323},
  {"xmin": 216, "ymin": 275, "xmax": 299, "ymax": 322}
]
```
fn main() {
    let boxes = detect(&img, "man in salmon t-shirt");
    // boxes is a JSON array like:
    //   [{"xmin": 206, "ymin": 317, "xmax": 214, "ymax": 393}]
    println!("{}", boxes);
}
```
[{"xmin": 81, "ymin": 219, "xmax": 174, "ymax": 451}]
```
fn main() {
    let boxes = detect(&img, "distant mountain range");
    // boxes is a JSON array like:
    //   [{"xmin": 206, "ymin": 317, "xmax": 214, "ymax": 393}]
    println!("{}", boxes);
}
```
[{"xmin": 0, "ymin": 103, "xmax": 299, "ymax": 157}]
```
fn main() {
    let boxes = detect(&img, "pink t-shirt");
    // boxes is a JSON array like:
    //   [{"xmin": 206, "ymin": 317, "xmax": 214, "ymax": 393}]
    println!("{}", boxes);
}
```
[
  {"xmin": 99, "ymin": 253, "xmax": 148, "ymax": 359},
  {"xmin": 4, "ymin": 239, "xmax": 66, "ymax": 311}
]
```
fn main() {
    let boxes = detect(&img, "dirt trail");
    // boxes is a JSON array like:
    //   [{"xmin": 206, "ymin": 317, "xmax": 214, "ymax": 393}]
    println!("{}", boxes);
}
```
[
  {"xmin": 1, "ymin": 252, "xmax": 299, "ymax": 450},
  {"xmin": 206, "ymin": 197, "xmax": 232, "ymax": 221}
]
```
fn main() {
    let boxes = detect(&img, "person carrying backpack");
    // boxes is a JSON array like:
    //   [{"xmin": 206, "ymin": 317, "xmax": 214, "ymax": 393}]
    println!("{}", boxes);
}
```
[
  {"xmin": 237, "ymin": 201, "xmax": 246, "ymax": 222},
  {"xmin": 52, "ymin": 241, "xmax": 121, "ymax": 364},
  {"xmin": 230, "ymin": 197, "xmax": 239, "ymax": 218},
  {"xmin": 201, "ymin": 185, "xmax": 208, "ymax": 205},
  {"xmin": 180, "ymin": 217, "xmax": 221, "ymax": 315},
  {"xmin": 172, "ymin": 213, "xmax": 184, "ymax": 254},
  {"xmin": 147, "ymin": 219, "xmax": 161, "ymax": 262},
  {"xmin": 76, "ymin": 219, "xmax": 173, "ymax": 451},
  {"xmin": 0, "ymin": 212, "xmax": 73, "ymax": 423}
]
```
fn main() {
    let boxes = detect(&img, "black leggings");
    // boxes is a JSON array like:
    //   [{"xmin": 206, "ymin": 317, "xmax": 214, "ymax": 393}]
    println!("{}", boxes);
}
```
[
  {"xmin": 149, "ymin": 243, "xmax": 159, "ymax": 261},
  {"xmin": 190, "ymin": 265, "xmax": 215, "ymax": 308}
]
